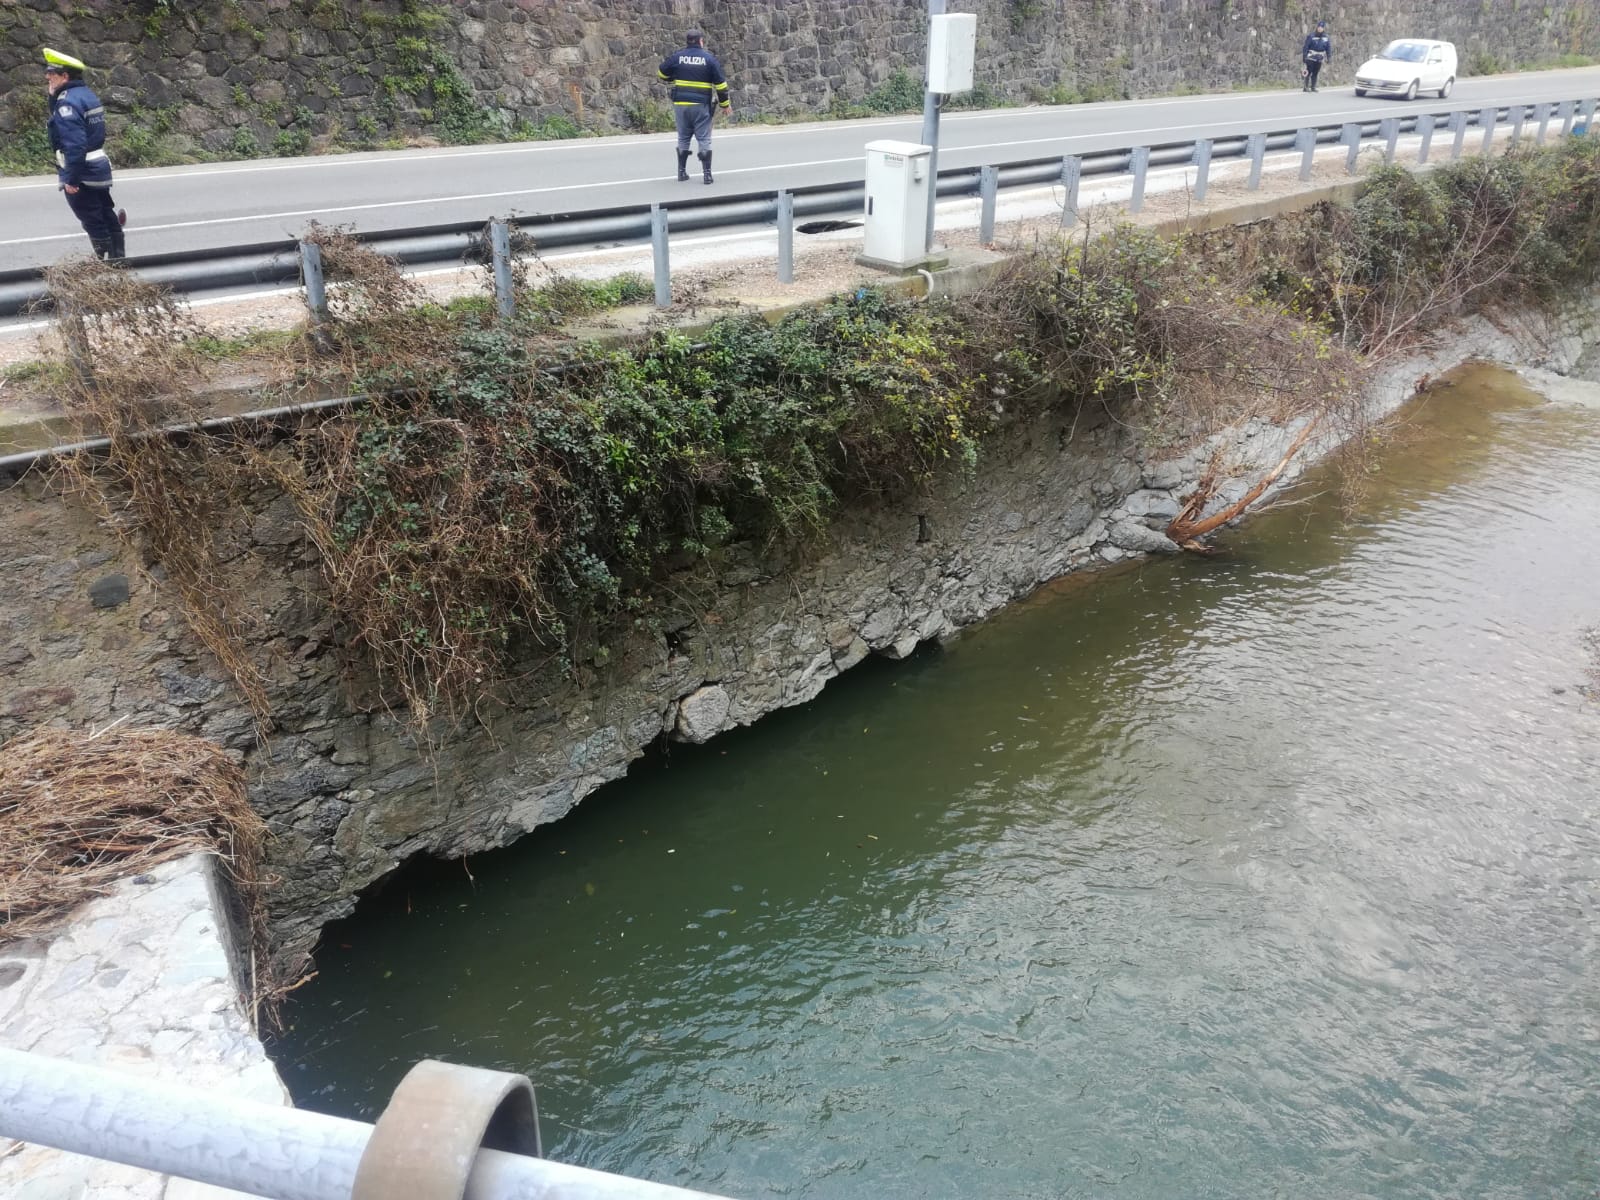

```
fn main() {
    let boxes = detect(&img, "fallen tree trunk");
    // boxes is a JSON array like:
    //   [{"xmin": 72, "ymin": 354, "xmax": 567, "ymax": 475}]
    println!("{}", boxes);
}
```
[{"xmin": 1165, "ymin": 418, "xmax": 1320, "ymax": 550}]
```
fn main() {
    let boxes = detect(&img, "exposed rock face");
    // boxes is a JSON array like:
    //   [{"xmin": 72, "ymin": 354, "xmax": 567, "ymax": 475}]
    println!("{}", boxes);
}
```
[
  {"xmin": 1, "ymin": 0, "xmax": 1593, "ymax": 148},
  {"xmin": 675, "ymin": 684, "xmax": 732, "ymax": 744},
  {"xmin": 0, "ymin": 402, "xmax": 1169, "ymax": 967}
]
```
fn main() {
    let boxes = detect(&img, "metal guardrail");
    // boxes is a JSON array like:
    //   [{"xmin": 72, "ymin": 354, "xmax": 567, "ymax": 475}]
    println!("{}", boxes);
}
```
[
  {"xmin": 0, "ymin": 1046, "xmax": 733, "ymax": 1199},
  {"xmin": 0, "ymin": 96, "xmax": 1593, "ymax": 318}
]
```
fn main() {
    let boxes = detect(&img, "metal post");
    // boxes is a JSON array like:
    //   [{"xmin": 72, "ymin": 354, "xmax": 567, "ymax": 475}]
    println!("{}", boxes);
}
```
[
  {"xmin": 1295, "ymin": 128, "xmax": 1315, "ymax": 181},
  {"xmin": 1060, "ymin": 155, "xmax": 1082, "ymax": 228},
  {"xmin": 1246, "ymin": 132, "xmax": 1266, "ymax": 190},
  {"xmin": 1508, "ymin": 104, "xmax": 1525, "ymax": 148},
  {"xmin": 489, "ymin": 220, "xmax": 515, "ymax": 321},
  {"xmin": 1192, "ymin": 138, "xmax": 1213, "ymax": 203},
  {"xmin": 1450, "ymin": 109, "xmax": 1468, "ymax": 159},
  {"xmin": 1417, "ymin": 113, "xmax": 1436, "ymax": 163},
  {"xmin": 1559, "ymin": 99, "xmax": 1577, "ymax": 136},
  {"xmin": 1481, "ymin": 107, "xmax": 1497, "ymax": 153},
  {"xmin": 0, "ymin": 1047, "xmax": 732, "ymax": 1200},
  {"xmin": 776, "ymin": 190, "xmax": 794, "ymax": 284},
  {"xmin": 1380, "ymin": 117, "xmax": 1399, "ymax": 164},
  {"xmin": 299, "ymin": 240, "xmax": 327, "ymax": 325},
  {"xmin": 978, "ymin": 165, "xmax": 999, "ymax": 243},
  {"xmin": 1341, "ymin": 123, "xmax": 1362, "ymax": 173},
  {"xmin": 1580, "ymin": 97, "xmax": 1598, "ymax": 134},
  {"xmin": 650, "ymin": 204, "xmax": 670, "ymax": 309},
  {"xmin": 1535, "ymin": 102, "xmax": 1552, "ymax": 144},
  {"xmin": 57, "ymin": 297, "xmax": 95, "ymax": 386},
  {"xmin": 920, "ymin": 0, "xmax": 947, "ymax": 254},
  {"xmin": 1128, "ymin": 147, "xmax": 1150, "ymax": 212}
]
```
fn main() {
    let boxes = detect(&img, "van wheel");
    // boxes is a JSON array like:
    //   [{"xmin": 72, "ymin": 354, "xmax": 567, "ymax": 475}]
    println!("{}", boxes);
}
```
[
  {"xmin": 1438, "ymin": 77, "xmax": 1454, "ymax": 99},
  {"xmin": 1403, "ymin": 79, "xmax": 1419, "ymax": 101},
  {"xmin": 1354, "ymin": 87, "xmax": 1367, "ymax": 97}
]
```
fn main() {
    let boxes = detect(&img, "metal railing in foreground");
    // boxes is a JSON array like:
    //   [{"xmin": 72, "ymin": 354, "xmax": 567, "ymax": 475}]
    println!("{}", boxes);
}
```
[
  {"xmin": 0, "ymin": 95, "xmax": 1593, "ymax": 319},
  {"xmin": 0, "ymin": 1046, "xmax": 733, "ymax": 1200}
]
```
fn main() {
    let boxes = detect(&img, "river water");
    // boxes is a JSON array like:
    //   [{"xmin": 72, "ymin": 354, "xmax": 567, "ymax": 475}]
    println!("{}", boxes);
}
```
[{"xmin": 274, "ymin": 363, "xmax": 1600, "ymax": 1200}]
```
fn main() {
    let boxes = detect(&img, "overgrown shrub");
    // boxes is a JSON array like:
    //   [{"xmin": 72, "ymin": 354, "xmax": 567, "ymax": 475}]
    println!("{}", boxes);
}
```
[
  {"xmin": 265, "ymin": 285, "xmax": 1015, "ymax": 722},
  {"xmin": 830, "ymin": 69, "xmax": 928, "ymax": 118},
  {"xmin": 50, "ymin": 139, "xmax": 1600, "ymax": 731},
  {"xmin": 0, "ymin": 91, "xmax": 53, "ymax": 176},
  {"xmin": 1244, "ymin": 137, "xmax": 1600, "ymax": 354}
]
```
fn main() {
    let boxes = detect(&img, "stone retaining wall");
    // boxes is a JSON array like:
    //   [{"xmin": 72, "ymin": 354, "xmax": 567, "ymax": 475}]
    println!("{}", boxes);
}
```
[
  {"xmin": 1, "ymin": 0, "xmax": 1595, "ymax": 154},
  {"xmin": 3, "ymin": 284, "xmax": 1597, "ymax": 976}
]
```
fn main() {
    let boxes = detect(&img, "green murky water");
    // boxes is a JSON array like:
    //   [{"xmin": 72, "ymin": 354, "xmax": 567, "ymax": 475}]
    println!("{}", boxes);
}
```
[{"xmin": 273, "ymin": 364, "xmax": 1600, "ymax": 1199}]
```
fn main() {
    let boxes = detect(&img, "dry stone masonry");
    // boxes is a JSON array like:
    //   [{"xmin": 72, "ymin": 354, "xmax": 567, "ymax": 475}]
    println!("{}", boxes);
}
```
[
  {"xmin": 1, "ymin": 0, "xmax": 1596, "ymax": 155},
  {"xmin": 4, "ymin": 294, "xmax": 1600, "ymax": 975}
]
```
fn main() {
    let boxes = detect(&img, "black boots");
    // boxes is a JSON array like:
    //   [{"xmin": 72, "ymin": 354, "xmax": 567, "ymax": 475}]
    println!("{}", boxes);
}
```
[
  {"xmin": 676, "ymin": 149, "xmax": 690, "ymax": 182},
  {"xmin": 699, "ymin": 150, "xmax": 713, "ymax": 185}
]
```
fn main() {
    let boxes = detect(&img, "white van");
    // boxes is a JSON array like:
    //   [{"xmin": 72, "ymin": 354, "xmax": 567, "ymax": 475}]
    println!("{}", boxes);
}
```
[{"xmin": 1354, "ymin": 39, "xmax": 1458, "ymax": 100}]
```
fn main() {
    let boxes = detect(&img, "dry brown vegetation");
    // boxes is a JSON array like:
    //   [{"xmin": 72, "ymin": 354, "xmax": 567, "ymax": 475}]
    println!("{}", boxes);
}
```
[
  {"xmin": 43, "ymin": 260, "xmax": 278, "ymax": 736},
  {"xmin": 29, "ymin": 141, "xmax": 1600, "ymax": 740},
  {"xmin": 0, "ymin": 725, "xmax": 265, "ymax": 949}
]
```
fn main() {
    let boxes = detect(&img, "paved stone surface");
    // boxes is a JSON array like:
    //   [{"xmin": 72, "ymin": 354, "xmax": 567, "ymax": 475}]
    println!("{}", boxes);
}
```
[{"xmin": 0, "ymin": 855, "xmax": 287, "ymax": 1200}]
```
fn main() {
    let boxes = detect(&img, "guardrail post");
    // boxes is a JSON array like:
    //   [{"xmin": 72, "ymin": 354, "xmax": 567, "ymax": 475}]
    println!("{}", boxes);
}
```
[
  {"xmin": 1341, "ymin": 123, "xmax": 1362, "ymax": 173},
  {"xmin": 1534, "ymin": 102, "xmax": 1553, "ymax": 144},
  {"xmin": 1060, "ymin": 155, "xmax": 1082, "ymax": 228},
  {"xmin": 1246, "ymin": 132, "xmax": 1266, "ymax": 190},
  {"xmin": 1580, "ymin": 98, "xmax": 1597, "ymax": 134},
  {"xmin": 299, "ymin": 239, "xmax": 328, "ymax": 328},
  {"xmin": 1559, "ymin": 99, "xmax": 1577, "ymax": 136},
  {"xmin": 1380, "ymin": 117, "xmax": 1400, "ymax": 164},
  {"xmin": 776, "ymin": 190, "xmax": 794, "ymax": 285},
  {"xmin": 489, "ymin": 220, "xmax": 515, "ymax": 322},
  {"xmin": 1192, "ymin": 138, "xmax": 1213, "ymax": 203},
  {"xmin": 57, "ymin": 297, "xmax": 95, "ymax": 387},
  {"xmin": 1450, "ymin": 109, "xmax": 1468, "ymax": 159},
  {"xmin": 1508, "ymin": 104, "xmax": 1526, "ymax": 148},
  {"xmin": 978, "ymin": 165, "xmax": 999, "ymax": 244},
  {"xmin": 650, "ymin": 203, "xmax": 670, "ymax": 309},
  {"xmin": 1294, "ymin": 128, "xmax": 1315, "ymax": 181},
  {"xmin": 1481, "ymin": 107, "xmax": 1497, "ymax": 153},
  {"xmin": 1416, "ymin": 113, "xmax": 1436, "ymax": 163},
  {"xmin": 1128, "ymin": 147, "xmax": 1150, "ymax": 213}
]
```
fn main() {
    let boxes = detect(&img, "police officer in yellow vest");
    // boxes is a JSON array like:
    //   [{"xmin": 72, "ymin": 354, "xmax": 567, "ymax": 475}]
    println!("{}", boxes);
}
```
[
  {"xmin": 44, "ymin": 47, "xmax": 126, "ymax": 260},
  {"xmin": 658, "ymin": 30, "xmax": 731, "ymax": 185}
]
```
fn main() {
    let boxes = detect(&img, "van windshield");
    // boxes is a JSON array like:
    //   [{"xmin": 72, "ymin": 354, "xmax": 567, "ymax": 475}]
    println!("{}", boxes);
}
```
[{"xmin": 1379, "ymin": 41, "xmax": 1430, "ymax": 62}]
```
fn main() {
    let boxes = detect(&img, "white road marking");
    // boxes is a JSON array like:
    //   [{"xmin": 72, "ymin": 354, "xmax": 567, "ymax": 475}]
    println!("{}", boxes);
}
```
[
  {"xmin": 0, "ymin": 87, "xmax": 1376, "ymax": 191},
  {"xmin": 0, "ymin": 105, "xmax": 1451, "ymax": 249},
  {"xmin": 0, "ymin": 132, "xmax": 1442, "ymax": 339},
  {"xmin": 3, "ymin": 67, "xmax": 1587, "ymax": 195}
]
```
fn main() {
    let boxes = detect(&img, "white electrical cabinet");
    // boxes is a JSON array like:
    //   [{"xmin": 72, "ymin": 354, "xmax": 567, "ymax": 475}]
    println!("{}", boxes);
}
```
[
  {"xmin": 862, "ymin": 140, "xmax": 932, "ymax": 269},
  {"xmin": 927, "ymin": 13, "xmax": 977, "ymax": 94}
]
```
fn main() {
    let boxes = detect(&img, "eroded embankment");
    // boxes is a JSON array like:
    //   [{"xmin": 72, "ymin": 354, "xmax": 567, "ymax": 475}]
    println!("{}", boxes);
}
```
[{"xmin": 5, "ymin": 141, "xmax": 1600, "ymax": 982}]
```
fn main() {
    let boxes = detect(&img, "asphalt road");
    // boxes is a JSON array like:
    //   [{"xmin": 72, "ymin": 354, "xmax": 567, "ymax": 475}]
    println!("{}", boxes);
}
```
[{"xmin": 4, "ymin": 66, "xmax": 1600, "ymax": 272}]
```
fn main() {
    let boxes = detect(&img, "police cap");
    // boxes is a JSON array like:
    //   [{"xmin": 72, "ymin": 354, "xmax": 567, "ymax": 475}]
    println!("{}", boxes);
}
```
[{"xmin": 43, "ymin": 47, "xmax": 87, "ymax": 74}]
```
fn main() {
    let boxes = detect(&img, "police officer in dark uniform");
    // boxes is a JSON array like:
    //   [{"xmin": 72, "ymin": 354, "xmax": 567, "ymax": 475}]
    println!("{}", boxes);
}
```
[
  {"xmin": 658, "ymin": 30, "xmax": 731, "ymax": 185},
  {"xmin": 44, "ymin": 47, "xmax": 125, "ymax": 260},
  {"xmin": 1301, "ymin": 21, "xmax": 1333, "ymax": 92}
]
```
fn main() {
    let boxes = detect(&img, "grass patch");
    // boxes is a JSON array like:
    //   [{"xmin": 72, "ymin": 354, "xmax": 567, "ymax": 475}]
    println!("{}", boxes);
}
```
[{"xmin": 190, "ymin": 328, "xmax": 301, "ymax": 362}]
